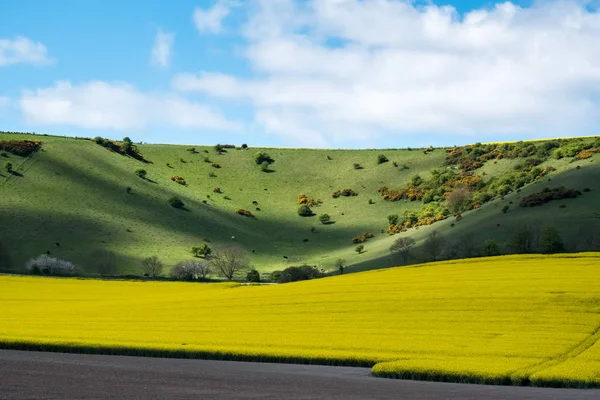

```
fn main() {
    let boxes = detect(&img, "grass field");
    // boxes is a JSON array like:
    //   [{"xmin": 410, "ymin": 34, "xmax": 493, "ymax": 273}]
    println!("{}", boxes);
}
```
[
  {"xmin": 1, "ymin": 254, "xmax": 599, "ymax": 387},
  {"xmin": 1, "ymin": 132, "xmax": 599, "ymax": 276}
]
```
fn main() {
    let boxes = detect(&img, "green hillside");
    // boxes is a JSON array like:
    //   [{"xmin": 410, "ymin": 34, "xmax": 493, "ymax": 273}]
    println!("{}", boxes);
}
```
[{"xmin": 1, "ymin": 132, "xmax": 599, "ymax": 276}]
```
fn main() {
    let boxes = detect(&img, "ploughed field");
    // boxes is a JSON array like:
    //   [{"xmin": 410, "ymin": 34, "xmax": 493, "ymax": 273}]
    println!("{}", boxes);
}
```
[{"xmin": 1, "ymin": 253, "xmax": 599, "ymax": 388}]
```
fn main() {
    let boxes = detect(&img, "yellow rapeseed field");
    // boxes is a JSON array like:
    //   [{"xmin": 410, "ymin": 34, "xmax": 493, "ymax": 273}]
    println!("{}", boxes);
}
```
[{"xmin": 1, "ymin": 254, "xmax": 599, "ymax": 387}]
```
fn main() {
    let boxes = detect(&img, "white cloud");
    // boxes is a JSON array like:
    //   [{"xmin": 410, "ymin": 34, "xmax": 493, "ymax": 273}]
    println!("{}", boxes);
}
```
[
  {"xmin": 0, "ymin": 36, "xmax": 52, "ymax": 66},
  {"xmin": 174, "ymin": 0, "xmax": 600, "ymax": 146},
  {"xmin": 150, "ymin": 29, "xmax": 174, "ymax": 68},
  {"xmin": 193, "ymin": 0, "xmax": 235, "ymax": 34},
  {"xmin": 20, "ymin": 81, "xmax": 240, "ymax": 131},
  {"xmin": 0, "ymin": 97, "xmax": 9, "ymax": 108}
]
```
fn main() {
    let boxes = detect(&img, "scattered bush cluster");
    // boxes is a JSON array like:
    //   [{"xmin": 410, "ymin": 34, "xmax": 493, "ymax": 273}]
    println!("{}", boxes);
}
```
[
  {"xmin": 93, "ymin": 136, "xmax": 148, "ymax": 162},
  {"xmin": 332, "ymin": 188, "xmax": 358, "ymax": 198},
  {"xmin": 297, "ymin": 193, "xmax": 322, "ymax": 207},
  {"xmin": 170, "ymin": 176, "xmax": 186, "ymax": 185},
  {"xmin": 520, "ymin": 187, "xmax": 582, "ymax": 207},
  {"xmin": 26, "ymin": 254, "xmax": 77, "ymax": 276},
  {"xmin": 0, "ymin": 139, "xmax": 42, "ymax": 156},
  {"xmin": 387, "ymin": 203, "xmax": 450, "ymax": 235},
  {"xmin": 352, "ymin": 232, "xmax": 374, "ymax": 244}
]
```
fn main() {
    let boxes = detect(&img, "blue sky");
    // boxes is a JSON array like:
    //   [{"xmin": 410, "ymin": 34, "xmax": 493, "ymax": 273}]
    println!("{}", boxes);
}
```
[{"xmin": 1, "ymin": 0, "xmax": 599, "ymax": 148}]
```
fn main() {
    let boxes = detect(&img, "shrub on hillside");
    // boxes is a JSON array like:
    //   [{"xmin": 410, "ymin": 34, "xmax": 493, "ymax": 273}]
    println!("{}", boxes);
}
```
[
  {"xmin": 213, "ymin": 187, "xmax": 222, "ymax": 193},
  {"xmin": 4, "ymin": 161, "xmax": 12, "ymax": 173},
  {"xmin": 483, "ymin": 239, "xmax": 499, "ymax": 256},
  {"xmin": 211, "ymin": 163, "xmax": 221, "ymax": 169},
  {"xmin": 297, "ymin": 193, "xmax": 322, "ymax": 207},
  {"xmin": 355, "ymin": 244, "xmax": 364, "ymax": 254},
  {"xmin": 541, "ymin": 226, "xmax": 565, "ymax": 254},
  {"xmin": 377, "ymin": 154, "xmax": 389, "ymax": 164},
  {"xmin": 26, "ymin": 254, "xmax": 77, "ymax": 276},
  {"xmin": 168, "ymin": 196, "xmax": 185, "ymax": 209},
  {"xmin": 352, "ymin": 232, "xmax": 374, "ymax": 244},
  {"xmin": 170, "ymin": 176, "xmax": 186, "ymax": 185},
  {"xmin": 135, "ymin": 168, "xmax": 147, "ymax": 178},
  {"xmin": 298, "ymin": 205, "xmax": 313, "ymax": 217},
  {"xmin": 353, "ymin": 163, "xmax": 363, "ymax": 170},
  {"xmin": 236, "ymin": 209, "xmax": 255, "ymax": 218},
  {"xmin": 319, "ymin": 213, "xmax": 331, "ymax": 224},
  {"xmin": 332, "ymin": 188, "xmax": 358, "ymax": 198}
]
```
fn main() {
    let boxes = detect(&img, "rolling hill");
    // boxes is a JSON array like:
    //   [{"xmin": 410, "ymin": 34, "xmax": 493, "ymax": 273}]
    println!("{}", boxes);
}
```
[{"xmin": 1, "ymin": 131, "xmax": 599, "ymax": 276}]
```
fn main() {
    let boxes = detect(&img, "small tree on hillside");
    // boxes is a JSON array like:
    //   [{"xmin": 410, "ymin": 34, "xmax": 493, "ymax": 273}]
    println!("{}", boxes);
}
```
[
  {"xmin": 191, "ymin": 243, "xmax": 212, "ymax": 258},
  {"xmin": 446, "ymin": 187, "xmax": 473, "ymax": 214},
  {"xmin": 424, "ymin": 230, "xmax": 445, "ymax": 262},
  {"xmin": 135, "ymin": 168, "xmax": 147, "ymax": 179},
  {"xmin": 121, "ymin": 137, "xmax": 133, "ymax": 154},
  {"xmin": 390, "ymin": 236, "xmax": 416, "ymax": 263},
  {"xmin": 4, "ymin": 161, "xmax": 12, "ymax": 173},
  {"xmin": 141, "ymin": 255, "xmax": 163, "ymax": 278},
  {"xmin": 254, "ymin": 152, "xmax": 274, "ymax": 165},
  {"xmin": 211, "ymin": 244, "xmax": 249, "ymax": 281},
  {"xmin": 355, "ymin": 244, "xmax": 364, "ymax": 254},
  {"xmin": 483, "ymin": 239, "xmax": 500, "ymax": 256},
  {"xmin": 541, "ymin": 226, "xmax": 565, "ymax": 254},
  {"xmin": 578, "ymin": 225, "xmax": 600, "ymax": 251},
  {"xmin": 335, "ymin": 258, "xmax": 346, "ymax": 275}
]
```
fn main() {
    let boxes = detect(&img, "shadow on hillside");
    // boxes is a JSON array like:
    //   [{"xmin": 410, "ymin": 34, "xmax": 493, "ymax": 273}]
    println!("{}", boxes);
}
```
[{"xmin": 22, "ymin": 156, "xmax": 380, "ymax": 259}]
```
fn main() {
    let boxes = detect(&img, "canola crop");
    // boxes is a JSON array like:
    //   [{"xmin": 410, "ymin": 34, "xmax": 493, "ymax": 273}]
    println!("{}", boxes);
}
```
[{"xmin": 1, "ymin": 254, "xmax": 599, "ymax": 387}]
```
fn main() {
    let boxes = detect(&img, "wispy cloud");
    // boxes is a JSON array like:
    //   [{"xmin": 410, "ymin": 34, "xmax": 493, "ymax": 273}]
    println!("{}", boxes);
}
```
[
  {"xmin": 193, "ymin": 0, "xmax": 235, "ymax": 34},
  {"xmin": 150, "ymin": 29, "xmax": 174, "ymax": 68},
  {"xmin": 0, "ymin": 36, "xmax": 52, "ymax": 66},
  {"xmin": 20, "ymin": 81, "xmax": 240, "ymax": 132},
  {"xmin": 175, "ymin": 0, "xmax": 600, "ymax": 146}
]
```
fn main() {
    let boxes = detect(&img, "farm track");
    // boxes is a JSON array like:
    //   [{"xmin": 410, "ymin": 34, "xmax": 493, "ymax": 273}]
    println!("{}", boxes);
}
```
[{"xmin": 0, "ymin": 350, "xmax": 598, "ymax": 400}]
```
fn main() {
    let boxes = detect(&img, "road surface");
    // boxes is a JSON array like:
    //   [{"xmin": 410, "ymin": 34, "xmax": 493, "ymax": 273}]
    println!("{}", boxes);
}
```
[{"xmin": 0, "ymin": 350, "xmax": 595, "ymax": 399}]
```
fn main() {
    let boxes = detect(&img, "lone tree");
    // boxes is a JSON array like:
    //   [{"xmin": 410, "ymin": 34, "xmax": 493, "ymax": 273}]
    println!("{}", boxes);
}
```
[
  {"xmin": 457, "ymin": 234, "xmax": 478, "ymax": 258},
  {"xmin": 211, "ymin": 244, "xmax": 249, "ymax": 281},
  {"xmin": 254, "ymin": 152, "xmax": 274, "ymax": 165},
  {"xmin": 335, "ymin": 258, "xmax": 346, "ymax": 275},
  {"xmin": 446, "ymin": 187, "xmax": 473, "ymax": 214},
  {"xmin": 389, "ymin": 236, "xmax": 416, "ymax": 263},
  {"xmin": 191, "ymin": 243, "xmax": 212, "ymax": 258},
  {"xmin": 355, "ymin": 244, "xmax": 364, "ymax": 254},
  {"xmin": 424, "ymin": 230, "xmax": 445, "ymax": 262},
  {"xmin": 4, "ymin": 161, "xmax": 12, "ymax": 173},
  {"xmin": 141, "ymin": 255, "xmax": 163, "ymax": 278},
  {"xmin": 578, "ymin": 225, "xmax": 600, "ymax": 251},
  {"xmin": 541, "ymin": 226, "xmax": 565, "ymax": 254}
]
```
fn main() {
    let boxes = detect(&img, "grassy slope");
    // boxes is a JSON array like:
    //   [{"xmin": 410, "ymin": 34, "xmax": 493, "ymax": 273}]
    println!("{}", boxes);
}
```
[
  {"xmin": 1, "ymin": 254, "xmax": 600, "ymax": 387},
  {"xmin": 1, "ymin": 132, "xmax": 599, "ymax": 275}
]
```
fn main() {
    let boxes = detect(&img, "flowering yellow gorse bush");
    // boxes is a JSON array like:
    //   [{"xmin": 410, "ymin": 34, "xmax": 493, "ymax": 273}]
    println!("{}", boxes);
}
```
[{"xmin": 1, "ymin": 254, "xmax": 599, "ymax": 387}]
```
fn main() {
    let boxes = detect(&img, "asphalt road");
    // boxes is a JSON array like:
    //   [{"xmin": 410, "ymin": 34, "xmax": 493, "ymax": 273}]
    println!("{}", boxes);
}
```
[{"xmin": 0, "ymin": 350, "xmax": 595, "ymax": 399}]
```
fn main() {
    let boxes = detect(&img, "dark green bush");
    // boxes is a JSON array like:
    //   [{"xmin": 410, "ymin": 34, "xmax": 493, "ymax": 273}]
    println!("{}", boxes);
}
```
[
  {"xmin": 298, "ymin": 205, "xmax": 313, "ymax": 217},
  {"xmin": 276, "ymin": 265, "xmax": 324, "ymax": 283},
  {"xmin": 168, "ymin": 196, "xmax": 185, "ymax": 209},
  {"xmin": 319, "ymin": 214, "xmax": 331, "ymax": 224},
  {"xmin": 377, "ymin": 154, "xmax": 389, "ymax": 164},
  {"xmin": 255, "ymin": 152, "xmax": 274, "ymax": 165},
  {"xmin": 246, "ymin": 269, "xmax": 260, "ymax": 282}
]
